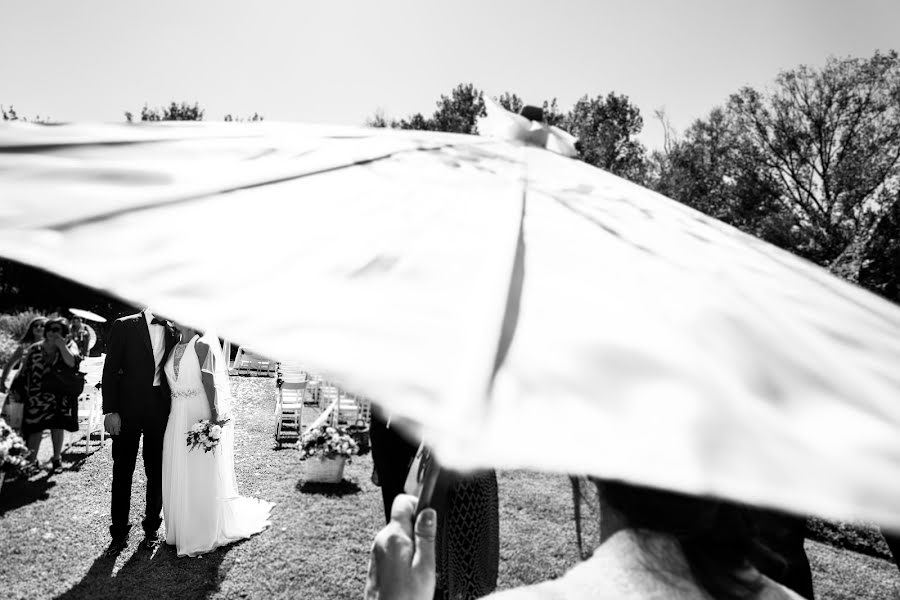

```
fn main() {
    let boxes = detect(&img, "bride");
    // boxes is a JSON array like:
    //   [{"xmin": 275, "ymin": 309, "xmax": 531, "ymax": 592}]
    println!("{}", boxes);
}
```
[{"xmin": 162, "ymin": 322, "xmax": 274, "ymax": 557}]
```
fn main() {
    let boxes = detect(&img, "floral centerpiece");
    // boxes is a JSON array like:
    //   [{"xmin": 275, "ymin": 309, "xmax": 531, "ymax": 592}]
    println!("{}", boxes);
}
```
[
  {"xmin": 298, "ymin": 425, "xmax": 359, "ymax": 461},
  {"xmin": 0, "ymin": 417, "xmax": 30, "ymax": 490},
  {"xmin": 298, "ymin": 424, "xmax": 359, "ymax": 483}
]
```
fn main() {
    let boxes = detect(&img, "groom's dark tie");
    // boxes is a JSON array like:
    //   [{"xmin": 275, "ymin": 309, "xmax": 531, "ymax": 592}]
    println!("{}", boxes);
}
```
[{"xmin": 151, "ymin": 317, "xmax": 168, "ymax": 326}]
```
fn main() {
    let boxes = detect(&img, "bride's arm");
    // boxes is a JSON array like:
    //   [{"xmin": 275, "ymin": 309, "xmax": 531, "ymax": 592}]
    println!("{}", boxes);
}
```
[{"xmin": 194, "ymin": 340, "xmax": 219, "ymax": 422}]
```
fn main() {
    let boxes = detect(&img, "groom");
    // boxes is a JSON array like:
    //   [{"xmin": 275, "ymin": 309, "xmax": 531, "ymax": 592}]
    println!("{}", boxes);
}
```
[{"xmin": 102, "ymin": 307, "xmax": 176, "ymax": 554}]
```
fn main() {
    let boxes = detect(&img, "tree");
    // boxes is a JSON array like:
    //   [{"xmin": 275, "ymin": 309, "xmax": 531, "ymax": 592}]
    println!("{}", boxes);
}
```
[
  {"xmin": 728, "ymin": 51, "xmax": 900, "ymax": 265},
  {"xmin": 564, "ymin": 93, "xmax": 647, "ymax": 182},
  {"xmin": 366, "ymin": 108, "xmax": 391, "ymax": 128},
  {"xmin": 649, "ymin": 107, "xmax": 794, "ymax": 249},
  {"xmin": 128, "ymin": 101, "xmax": 205, "ymax": 122},
  {"xmin": 395, "ymin": 112, "xmax": 433, "ymax": 131},
  {"xmin": 2, "ymin": 105, "xmax": 53, "ymax": 123},
  {"xmin": 224, "ymin": 112, "xmax": 264, "ymax": 122},
  {"xmin": 542, "ymin": 98, "xmax": 566, "ymax": 127},
  {"xmin": 858, "ymin": 195, "xmax": 900, "ymax": 303},
  {"xmin": 496, "ymin": 92, "xmax": 523, "ymax": 113},
  {"xmin": 431, "ymin": 83, "xmax": 486, "ymax": 134},
  {"xmin": 2, "ymin": 105, "xmax": 19, "ymax": 121}
]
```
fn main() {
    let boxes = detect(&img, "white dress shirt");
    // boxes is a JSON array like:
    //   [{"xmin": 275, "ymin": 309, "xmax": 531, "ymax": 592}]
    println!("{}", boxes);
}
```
[{"xmin": 143, "ymin": 308, "xmax": 167, "ymax": 386}]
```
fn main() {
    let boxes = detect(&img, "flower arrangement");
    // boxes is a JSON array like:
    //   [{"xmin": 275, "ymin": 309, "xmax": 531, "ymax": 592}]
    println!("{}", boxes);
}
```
[
  {"xmin": 0, "ymin": 416, "xmax": 30, "ymax": 475},
  {"xmin": 297, "ymin": 424, "xmax": 359, "ymax": 461},
  {"xmin": 186, "ymin": 418, "xmax": 230, "ymax": 453}
]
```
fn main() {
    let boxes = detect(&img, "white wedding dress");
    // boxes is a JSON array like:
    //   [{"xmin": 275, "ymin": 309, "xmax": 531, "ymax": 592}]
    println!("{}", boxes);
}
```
[{"xmin": 162, "ymin": 333, "xmax": 274, "ymax": 557}]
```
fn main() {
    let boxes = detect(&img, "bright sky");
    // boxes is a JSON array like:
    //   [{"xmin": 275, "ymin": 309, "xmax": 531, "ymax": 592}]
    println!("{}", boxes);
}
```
[{"xmin": 1, "ymin": 0, "xmax": 897, "ymax": 150}]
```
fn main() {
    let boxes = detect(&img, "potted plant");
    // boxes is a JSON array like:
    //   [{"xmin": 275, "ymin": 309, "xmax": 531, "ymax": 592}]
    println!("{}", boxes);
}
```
[
  {"xmin": 298, "ymin": 424, "xmax": 359, "ymax": 483},
  {"xmin": 0, "ymin": 416, "xmax": 30, "ymax": 493}
]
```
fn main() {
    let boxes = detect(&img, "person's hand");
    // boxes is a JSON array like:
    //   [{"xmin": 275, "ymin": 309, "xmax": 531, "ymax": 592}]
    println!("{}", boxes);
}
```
[
  {"xmin": 364, "ymin": 494, "xmax": 436, "ymax": 600},
  {"xmin": 104, "ymin": 412, "xmax": 122, "ymax": 436}
]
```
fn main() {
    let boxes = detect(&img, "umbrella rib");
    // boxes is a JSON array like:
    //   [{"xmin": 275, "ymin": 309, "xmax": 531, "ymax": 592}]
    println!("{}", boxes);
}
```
[
  {"xmin": 46, "ymin": 141, "xmax": 471, "ymax": 232},
  {"xmin": 488, "ymin": 185, "xmax": 526, "ymax": 390}
]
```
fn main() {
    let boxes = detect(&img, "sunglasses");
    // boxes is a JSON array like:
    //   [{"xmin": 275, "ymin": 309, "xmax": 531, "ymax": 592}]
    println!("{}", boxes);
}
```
[{"xmin": 46, "ymin": 327, "xmax": 63, "ymax": 333}]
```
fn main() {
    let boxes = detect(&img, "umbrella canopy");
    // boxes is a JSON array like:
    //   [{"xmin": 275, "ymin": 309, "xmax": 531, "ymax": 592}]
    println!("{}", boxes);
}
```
[
  {"xmin": 69, "ymin": 307, "xmax": 107, "ymax": 323},
  {"xmin": 2, "ymin": 120, "xmax": 900, "ymax": 529}
]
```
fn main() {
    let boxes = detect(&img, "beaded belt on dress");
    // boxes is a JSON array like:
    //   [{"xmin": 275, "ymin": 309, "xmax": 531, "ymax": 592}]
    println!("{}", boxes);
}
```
[{"xmin": 171, "ymin": 388, "xmax": 204, "ymax": 399}]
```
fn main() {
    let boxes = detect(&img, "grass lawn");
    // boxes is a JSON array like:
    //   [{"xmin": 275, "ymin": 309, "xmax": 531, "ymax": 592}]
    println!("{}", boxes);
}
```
[{"xmin": 1, "ymin": 377, "xmax": 899, "ymax": 599}]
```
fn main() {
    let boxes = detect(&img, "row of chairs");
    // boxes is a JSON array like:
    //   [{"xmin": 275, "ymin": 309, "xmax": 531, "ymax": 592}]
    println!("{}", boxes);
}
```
[
  {"xmin": 228, "ymin": 346, "xmax": 278, "ymax": 377},
  {"xmin": 73, "ymin": 355, "xmax": 106, "ymax": 454},
  {"xmin": 273, "ymin": 362, "xmax": 371, "ymax": 447}
]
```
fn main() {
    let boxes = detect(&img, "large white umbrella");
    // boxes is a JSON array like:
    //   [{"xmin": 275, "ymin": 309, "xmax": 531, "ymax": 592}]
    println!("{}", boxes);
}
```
[{"xmin": 1, "ymin": 118, "xmax": 899, "ymax": 529}]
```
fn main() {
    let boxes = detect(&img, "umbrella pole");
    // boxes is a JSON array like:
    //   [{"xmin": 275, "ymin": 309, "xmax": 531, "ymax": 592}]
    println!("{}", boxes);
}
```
[
  {"xmin": 416, "ymin": 452, "xmax": 441, "ymax": 514},
  {"xmin": 570, "ymin": 475, "xmax": 585, "ymax": 559}
]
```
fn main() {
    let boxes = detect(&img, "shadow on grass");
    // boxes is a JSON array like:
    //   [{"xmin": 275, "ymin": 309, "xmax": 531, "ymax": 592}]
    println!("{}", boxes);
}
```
[
  {"xmin": 0, "ymin": 473, "xmax": 57, "ymax": 515},
  {"xmin": 56, "ymin": 541, "xmax": 236, "ymax": 600},
  {"xmin": 271, "ymin": 443, "xmax": 299, "ymax": 451},
  {"xmin": 296, "ymin": 479, "xmax": 362, "ymax": 497},
  {"xmin": 59, "ymin": 450, "xmax": 98, "ymax": 473}
]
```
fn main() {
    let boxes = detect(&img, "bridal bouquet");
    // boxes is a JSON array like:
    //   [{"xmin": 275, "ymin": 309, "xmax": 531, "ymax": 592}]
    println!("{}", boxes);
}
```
[
  {"xmin": 297, "ymin": 425, "xmax": 359, "ymax": 461},
  {"xmin": 186, "ymin": 418, "xmax": 230, "ymax": 453},
  {"xmin": 0, "ymin": 417, "xmax": 30, "ymax": 475}
]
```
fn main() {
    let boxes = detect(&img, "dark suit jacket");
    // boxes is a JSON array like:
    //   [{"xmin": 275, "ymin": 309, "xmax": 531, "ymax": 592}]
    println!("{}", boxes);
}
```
[{"xmin": 101, "ymin": 312, "xmax": 176, "ymax": 422}]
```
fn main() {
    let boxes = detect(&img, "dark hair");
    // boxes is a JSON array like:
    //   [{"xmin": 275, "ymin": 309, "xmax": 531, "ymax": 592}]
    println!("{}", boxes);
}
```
[
  {"xmin": 20, "ymin": 317, "xmax": 47, "ymax": 344},
  {"xmin": 594, "ymin": 479, "xmax": 773, "ymax": 600},
  {"xmin": 44, "ymin": 317, "xmax": 70, "ymax": 337}
]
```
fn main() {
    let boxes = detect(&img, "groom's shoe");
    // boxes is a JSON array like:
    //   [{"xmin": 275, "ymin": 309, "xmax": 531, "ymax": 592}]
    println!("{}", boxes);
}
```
[
  {"xmin": 105, "ymin": 536, "xmax": 129, "ymax": 557},
  {"xmin": 105, "ymin": 523, "xmax": 132, "ymax": 557},
  {"xmin": 141, "ymin": 530, "xmax": 162, "ymax": 551}
]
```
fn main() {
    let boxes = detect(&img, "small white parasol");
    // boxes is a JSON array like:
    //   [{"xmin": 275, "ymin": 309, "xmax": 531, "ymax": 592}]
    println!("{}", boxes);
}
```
[{"xmin": 69, "ymin": 307, "xmax": 107, "ymax": 323}]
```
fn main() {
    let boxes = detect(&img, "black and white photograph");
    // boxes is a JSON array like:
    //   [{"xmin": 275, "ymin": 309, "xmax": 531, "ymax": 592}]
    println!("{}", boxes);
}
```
[{"xmin": 1, "ymin": 1, "xmax": 900, "ymax": 598}]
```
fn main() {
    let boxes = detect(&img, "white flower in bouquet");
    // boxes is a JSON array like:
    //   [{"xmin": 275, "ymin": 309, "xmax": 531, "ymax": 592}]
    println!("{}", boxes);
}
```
[{"xmin": 186, "ymin": 418, "xmax": 230, "ymax": 453}]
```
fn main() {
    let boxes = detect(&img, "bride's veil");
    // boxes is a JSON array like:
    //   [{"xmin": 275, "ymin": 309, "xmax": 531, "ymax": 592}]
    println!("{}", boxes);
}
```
[
  {"xmin": 200, "ymin": 331, "xmax": 233, "ymax": 417},
  {"xmin": 200, "ymin": 332, "xmax": 240, "ymax": 500}
]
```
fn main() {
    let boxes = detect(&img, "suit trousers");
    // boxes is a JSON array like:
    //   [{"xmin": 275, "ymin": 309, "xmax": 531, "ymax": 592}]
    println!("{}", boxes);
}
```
[
  {"xmin": 110, "ymin": 387, "xmax": 168, "ymax": 540},
  {"xmin": 369, "ymin": 410, "xmax": 418, "ymax": 524}
]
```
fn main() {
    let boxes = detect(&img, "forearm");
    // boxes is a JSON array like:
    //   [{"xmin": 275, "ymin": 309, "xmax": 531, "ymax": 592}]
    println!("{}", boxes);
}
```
[
  {"xmin": 58, "ymin": 343, "xmax": 77, "ymax": 367},
  {"xmin": 1, "ymin": 346, "xmax": 24, "ymax": 380},
  {"xmin": 201, "ymin": 371, "xmax": 217, "ymax": 419},
  {"xmin": 101, "ymin": 320, "xmax": 125, "ymax": 413}
]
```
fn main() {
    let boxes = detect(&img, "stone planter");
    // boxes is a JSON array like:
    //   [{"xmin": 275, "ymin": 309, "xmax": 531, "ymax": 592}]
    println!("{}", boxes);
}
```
[{"xmin": 304, "ymin": 456, "xmax": 346, "ymax": 483}]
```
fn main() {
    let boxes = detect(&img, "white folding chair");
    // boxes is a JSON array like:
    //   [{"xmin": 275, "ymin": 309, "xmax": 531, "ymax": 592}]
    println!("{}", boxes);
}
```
[{"xmin": 275, "ymin": 380, "xmax": 307, "ymax": 447}]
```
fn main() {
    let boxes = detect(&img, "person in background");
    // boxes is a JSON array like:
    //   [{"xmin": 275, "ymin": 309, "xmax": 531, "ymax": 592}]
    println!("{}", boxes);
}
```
[
  {"xmin": 0, "ymin": 316, "xmax": 46, "ymax": 397},
  {"xmin": 0, "ymin": 316, "xmax": 46, "ymax": 434},
  {"xmin": 369, "ymin": 404, "xmax": 499, "ymax": 600},
  {"xmin": 19, "ymin": 317, "xmax": 80, "ymax": 472},
  {"xmin": 67, "ymin": 315, "xmax": 92, "ymax": 357},
  {"xmin": 369, "ymin": 404, "xmax": 419, "ymax": 523},
  {"xmin": 367, "ymin": 480, "xmax": 806, "ymax": 600}
]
